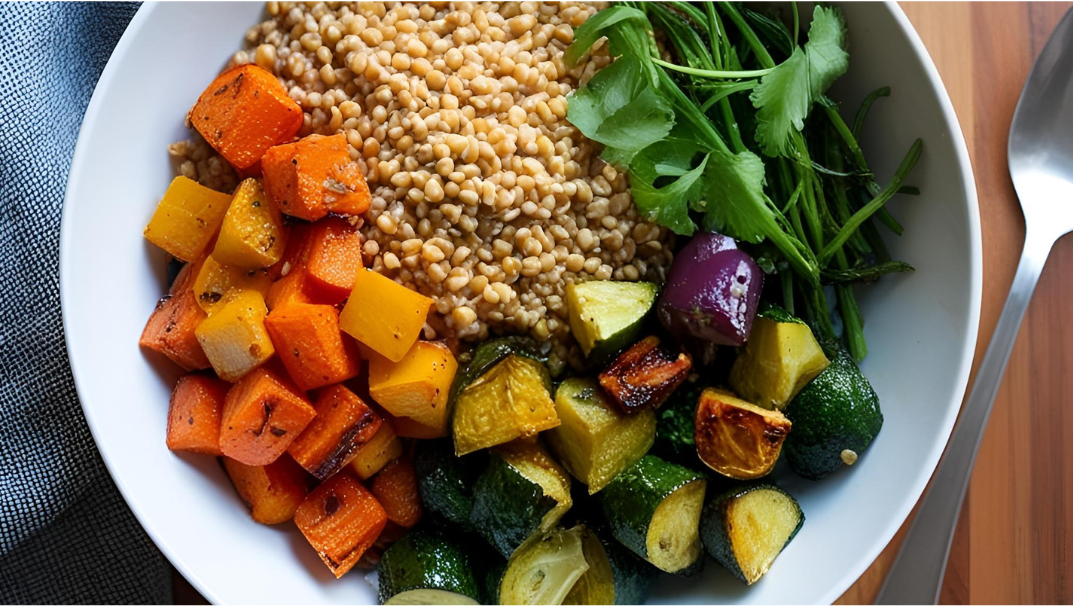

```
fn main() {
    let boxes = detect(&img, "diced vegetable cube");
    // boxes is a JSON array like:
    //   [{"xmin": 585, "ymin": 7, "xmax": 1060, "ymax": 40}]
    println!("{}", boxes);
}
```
[
  {"xmin": 377, "ymin": 528, "xmax": 481, "ymax": 604},
  {"xmin": 190, "ymin": 64, "xmax": 303, "ymax": 170},
  {"xmin": 545, "ymin": 377, "xmax": 655, "ymax": 494},
  {"xmin": 139, "ymin": 257, "xmax": 212, "ymax": 371},
  {"xmin": 370, "ymin": 458, "xmax": 423, "ymax": 529},
  {"xmin": 339, "ymin": 269, "xmax": 433, "ymax": 362},
  {"xmin": 349, "ymin": 422, "xmax": 403, "ymax": 480},
  {"xmin": 262, "ymin": 133, "xmax": 372, "ymax": 221},
  {"xmin": 498, "ymin": 526, "xmax": 588, "ymax": 605},
  {"xmin": 195, "ymin": 290, "xmax": 275, "ymax": 382},
  {"xmin": 165, "ymin": 373, "xmax": 229, "ymax": 455},
  {"xmin": 368, "ymin": 341, "xmax": 457, "ymax": 430},
  {"xmin": 287, "ymin": 384, "xmax": 382, "ymax": 480},
  {"xmin": 263, "ymin": 302, "xmax": 360, "ymax": 391},
  {"xmin": 695, "ymin": 388, "xmax": 791, "ymax": 480},
  {"xmin": 192, "ymin": 255, "xmax": 272, "ymax": 313},
  {"xmin": 223, "ymin": 455, "xmax": 310, "ymax": 525},
  {"xmin": 294, "ymin": 471, "xmax": 388, "ymax": 578},
  {"xmin": 700, "ymin": 483, "xmax": 804, "ymax": 585},
  {"xmin": 598, "ymin": 336, "xmax": 692, "ymax": 413},
  {"xmin": 219, "ymin": 366, "xmax": 316, "ymax": 465},
  {"xmin": 266, "ymin": 269, "xmax": 312, "ymax": 312},
  {"xmin": 304, "ymin": 217, "xmax": 365, "ymax": 304},
  {"xmin": 212, "ymin": 179, "xmax": 287, "ymax": 270},
  {"xmin": 143, "ymin": 176, "xmax": 233, "ymax": 262},
  {"xmin": 566, "ymin": 280, "xmax": 658, "ymax": 363},
  {"xmin": 729, "ymin": 307, "xmax": 830, "ymax": 410}
]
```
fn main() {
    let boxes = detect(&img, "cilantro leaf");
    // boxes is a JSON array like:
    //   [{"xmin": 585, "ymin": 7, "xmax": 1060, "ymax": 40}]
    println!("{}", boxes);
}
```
[
  {"xmin": 564, "ymin": 6, "xmax": 651, "ymax": 65},
  {"xmin": 630, "ymin": 155, "xmax": 707, "ymax": 236},
  {"xmin": 806, "ymin": 6, "xmax": 849, "ymax": 96}
]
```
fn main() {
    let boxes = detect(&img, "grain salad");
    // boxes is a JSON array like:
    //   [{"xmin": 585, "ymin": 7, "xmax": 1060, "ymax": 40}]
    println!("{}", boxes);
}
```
[{"xmin": 171, "ymin": 1, "xmax": 675, "ymax": 367}]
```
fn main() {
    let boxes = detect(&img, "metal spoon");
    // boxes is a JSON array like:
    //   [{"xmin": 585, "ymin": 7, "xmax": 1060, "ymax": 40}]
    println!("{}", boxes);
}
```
[{"xmin": 876, "ymin": 9, "xmax": 1073, "ymax": 605}]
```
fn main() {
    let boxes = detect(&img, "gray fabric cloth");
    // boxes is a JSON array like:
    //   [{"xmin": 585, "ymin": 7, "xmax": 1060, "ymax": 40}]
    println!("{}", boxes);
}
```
[{"xmin": 0, "ymin": 2, "xmax": 172, "ymax": 603}]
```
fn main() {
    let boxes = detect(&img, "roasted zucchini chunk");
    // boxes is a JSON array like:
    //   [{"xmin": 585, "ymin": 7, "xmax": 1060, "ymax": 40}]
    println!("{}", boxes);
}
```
[
  {"xmin": 600, "ymin": 455, "xmax": 707, "ymax": 574},
  {"xmin": 695, "ymin": 388, "xmax": 791, "ymax": 479},
  {"xmin": 598, "ymin": 336, "xmax": 692, "ymax": 413},
  {"xmin": 563, "ymin": 526, "xmax": 616, "ymax": 605},
  {"xmin": 470, "ymin": 442, "xmax": 573, "ymax": 558},
  {"xmin": 449, "ymin": 336, "xmax": 551, "ymax": 407},
  {"xmin": 729, "ymin": 306, "xmax": 830, "ymax": 410},
  {"xmin": 452, "ymin": 353, "xmax": 559, "ymax": 455},
  {"xmin": 414, "ymin": 439, "xmax": 484, "ymax": 531},
  {"xmin": 566, "ymin": 280, "xmax": 659, "ymax": 363},
  {"xmin": 498, "ymin": 526, "xmax": 590, "ymax": 605},
  {"xmin": 546, "ymin": 377, "xmax": 655, "ymax": 494},
  {"xmin": 377, "ymin": 528, "xmax": 481, "ymax": 604},
  {"xmin": 563, "ymin": 524, "xmax": 657, "ymax": 605},
  {"xmin": 700, "ymin": 483, "xmax": 804, "ymax": 585}
]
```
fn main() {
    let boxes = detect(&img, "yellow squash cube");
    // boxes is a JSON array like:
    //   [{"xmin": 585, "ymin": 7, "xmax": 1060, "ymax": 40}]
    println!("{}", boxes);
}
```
[
  {"xmin": 143, "ymin": 176, "xmax": 233, "ymax": 262},
  {"xmin": 368, "ymin": 341, "xmax": 457, "ymax": 429},
  {"xmin": 194, "ymin": 290, "xmax": 275, "ymax": 382},
  {"xmin": 212, "ymin": 179, "xmax": 286, "ymax": 270},
  {"xmin": 193, "ymin": 255, "xmax": 273, "ymax": 313},
  {"xmin": 729, "ymin": 315, "xmax": 830, "ymax": 410},
  {"xmin": 339, "ymin": 269, "xmax": 433, "ymax": 362}
]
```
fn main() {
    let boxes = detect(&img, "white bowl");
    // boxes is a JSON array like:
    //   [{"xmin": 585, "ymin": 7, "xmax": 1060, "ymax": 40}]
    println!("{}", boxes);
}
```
[{"xmin": 60, "ymin": 2, "xmax": 980, "ymax": 604}]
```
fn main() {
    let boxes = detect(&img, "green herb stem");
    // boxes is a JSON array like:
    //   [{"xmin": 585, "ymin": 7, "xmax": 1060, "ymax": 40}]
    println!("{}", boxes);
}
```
[
  {"xmin": 718, "ymin": 2, "xmax": 776, "ymax": 68},
  {"xmin": 651, "ymin": 58, "xmax": 773, "ymax": 79}
]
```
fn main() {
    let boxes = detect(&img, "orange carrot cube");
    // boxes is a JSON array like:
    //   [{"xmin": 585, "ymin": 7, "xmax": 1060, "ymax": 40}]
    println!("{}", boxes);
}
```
[
  {"xmin": 262, "ymin": 133, "xmax": 371, "ymax": 221},
  {"xmin": 165, "ymin": 373, "xmax": 230, "ymax": 455},
  {"xmin": 368, "ymin": 341, "xmax": 457, "ymax": 430},
  {"xmin": 190, "ymin": 65, "xmax": 303, "ymax": 170},
  {"xmin": 369, "ymin": 458, "xmax": 422, "ymax": 529},
  {"xmin": 348, "ymin": 422, "xmax": 403, "ymax": 480},
  {"xmin": 288, "ymin": 384, "xmax": 382, "ymax": 480},
  {"xmin": 339, "ymin": 270, "xmax": 433, "ymax": 362},
  {"xmin": 264, "ymin": 303, "xmax": 360, "ymax": 391},
  {"xmin": 223, "ymin": 455, "xmax": 310, "ymax": 525},
  {"xmin": 195, "ymin": 290, "xmax": 276, "ymax": 382},
  {"xmin": 294, "ymin": 472, "xmax": 387, "ymax": 578},
  {"xmin": 144, "ymin": 176, "xmax": 233, "ymax": 262},
  {"xmin": 305, "ymin": 218, "xmax": 364, "ymax": 304},
  {"xmin": 220, "ymin": 367, "xmax": 316, "ymax": 466},
  {"xmin": 140, "ymin": 257, "xmax": 212, "ymax": 371}
]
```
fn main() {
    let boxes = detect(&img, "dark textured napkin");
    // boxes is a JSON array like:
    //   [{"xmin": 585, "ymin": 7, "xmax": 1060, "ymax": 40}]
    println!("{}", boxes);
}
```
[{"xmin": 0, "ymin": 2, "xmax": 172, "ymax": 603}]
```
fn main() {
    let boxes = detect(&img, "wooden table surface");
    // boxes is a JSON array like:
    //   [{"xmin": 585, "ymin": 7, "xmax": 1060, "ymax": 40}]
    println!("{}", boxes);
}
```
[{"xmin": 172, "ymin": 2, "xmax": 1074, "ymax": 604}]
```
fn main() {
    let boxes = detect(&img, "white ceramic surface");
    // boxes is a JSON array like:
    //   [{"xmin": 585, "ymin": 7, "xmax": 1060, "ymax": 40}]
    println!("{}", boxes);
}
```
[{"xmin": 59, "ymin": 2, "xmax": 981, "ymax": 604}]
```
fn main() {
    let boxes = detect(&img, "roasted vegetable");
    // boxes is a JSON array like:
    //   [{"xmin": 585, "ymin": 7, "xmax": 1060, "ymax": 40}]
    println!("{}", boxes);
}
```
[
  {"xmin": 700, "ymin": 483, "xmax": 804, "ymax": 585},
  {"xmin": 545, "ymin": 377, "xmax": 655, "ymax": 494},
  {"xmin": 190, "ymin": 64, "xmax": 303, "ymax": 170},
  {"xmin": 563, "ymin": 526, "xmax": 615, "ymax": 605},
  {"xmin": 349, "ymin": 422, "xmax": 403, "ymax": 480},
  {"xmin": 729, "ymin": 306, "xmax": 830, "ymax": 410},
  {"xmin": 498, "ymin": 526, "xmax": 589, "ymax": 605},
  {"xmin": 287, "ymin": 384, "xmax": 381, "ymax": 480},
  {"xmin": 294, "ymin": 471, "xmax": 387, "ymax": 578},
  {"xmin": 598, "ymin": 336, "xmax": 692, "ymax": 413},
  {"xmin": 222, "ymin": 455, "xmax": 309, "ymax": 525},
  {"xmin": 414, "ymin": 439, "xmax": 482, "ymax": 531},
  {"xmin": 452, "ymin": 354, "xmax": 559, "ymax": 456},
  {"xmin": 370, "ymin": 457, "xmax": 423, "ymax": 529},
  {"xmin": 784, "ymin": 345, "xmax": 883, "ymax": 480},
  {"xmin": 448, "ymin": 336, "xmax": 550, "ymax": 408},
  {"xmin": 139, "ymin": 256, "xmax": 212, "ymax": 371},
  {"xmin": 566, "ymin": 280, "xmax": 658, "ymax": 363},
  {"xmin": 657, "ymin": 233, "xmax": 763, "ymax": 347},
  {"xmin": 212, "ymin": 178, "xmax": 287, "ymax": 270},
  {"xmin": 262, "ymin": 133, "xmax": 372, "ymax": 221},
  {"xmin": 143, "ymin": 176, "xmax": 233, "ymax": 262},
  {"xmin": 264, "ymin": 302, "xmax": 361, "ymax": 391},
  {"xmin": 470, "ymin": 442, "xmax": 572, "ymax": 558},
  {"xmin": 303, "ymin": 217, "xmax": 365, "ymax": 304},
  {"xmin": 194, "ymin": 290, "xmax": 275, "ymax": 382},
  {"xmin": 369, "ymin": 341, "xmax": 457, "ymax": 431},
  {"xmin": 165, "ymin": 373, "xmax": 228, "ymax": 455},
  {"xmin": 192, "ymin": 255, "xmax": 273, "ymax": 313},
  {"xmin": 377, "ymin": 528, "xmax": 481, "ymax": 604},
  {"xmin": 600, "ymin": 455, "xmax": 707, "ymax": 573},
  {"xmin": 695, "ymin": 388, "xmax": 791, "ymax": 480},
  {"xmin": 219, "ymin": 366, "xmax": 316, "ymax": 466},
  {"xmin": 593, "ymin": 526, "xmax": 659, "ymax": 604},
  {"xmin": 339, "ymin": 269, "xmax": 434, "ymax": 362}
]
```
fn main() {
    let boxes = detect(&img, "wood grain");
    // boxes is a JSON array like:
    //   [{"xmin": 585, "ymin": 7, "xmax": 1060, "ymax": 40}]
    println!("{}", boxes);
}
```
[
  {"xmin": 837, "ymin": 2, "xmax": 1073, "ymax": 604},
  {"xmin": 168, "ymin": 2, "xmax": 1074, "ymax": 604}
]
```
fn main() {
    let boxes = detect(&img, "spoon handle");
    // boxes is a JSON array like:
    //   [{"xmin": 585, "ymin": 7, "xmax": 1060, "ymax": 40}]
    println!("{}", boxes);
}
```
[{"xmin": 875, "ymin": 234, "xmax": 1054, "ymax": 605}]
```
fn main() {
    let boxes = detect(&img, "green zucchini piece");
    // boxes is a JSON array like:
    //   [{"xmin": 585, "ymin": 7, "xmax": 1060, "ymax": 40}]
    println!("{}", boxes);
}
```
[
  {"xmin": 700, "ymin": 483, "xmax": 804, "ymax": 585},
  {"xmin": 449, "ymin": 336, "xmax": 551, "ymax": 408},
  {"xmin": 695, "ymin": 388, "xmax": 791, "ymax": 480},
  {"xmin": 784, "ymin": 344, "xmax": 883, "ymax": 480},
  {"xmin": 563, "ymin": 527, "xmax": 615, "ymax": 605},
  {"xmin": 414, "ymin": 439, "xmax": 483, "ymax": 530},
  {"xmin": 729, "ymin": 306, "xmax": 830, "ymax": 410},
  {"xmin": 546, "ymin": 377, "xmax": 655, "ymax": 494},
  {"xmin": 452, "ymin": 354, "xmax": 560, "ymax": 455},
  {"xmin": 499, "ymin": 525, "xmax": 590, "ymax": 605},
  {"xmin": 377, "ymin": 528, "xmax": 480, "ymax": 604},
  {"xmin": 471, "ymin": 442, "xmax": 573, "ymax": 558},
  {"xmin": 600, "ymin": 455, "xmax": 707, "ymax": 573},
  {"xmin": 564, "ymin": 524, "xmax": 657, "ymax": 605},
  {"xmin": 653, "ymin": 382, "xmax": 703, "ymax": 468},
  {"xmin": 567, "ymin": 280, "xmax": 659, "ymax": 363}
]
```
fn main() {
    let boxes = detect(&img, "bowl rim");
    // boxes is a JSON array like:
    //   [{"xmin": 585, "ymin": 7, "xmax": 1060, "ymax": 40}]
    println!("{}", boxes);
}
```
[{"xmin": 58, "ymin": 1, "xmax": 982, "ymax": 604}]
